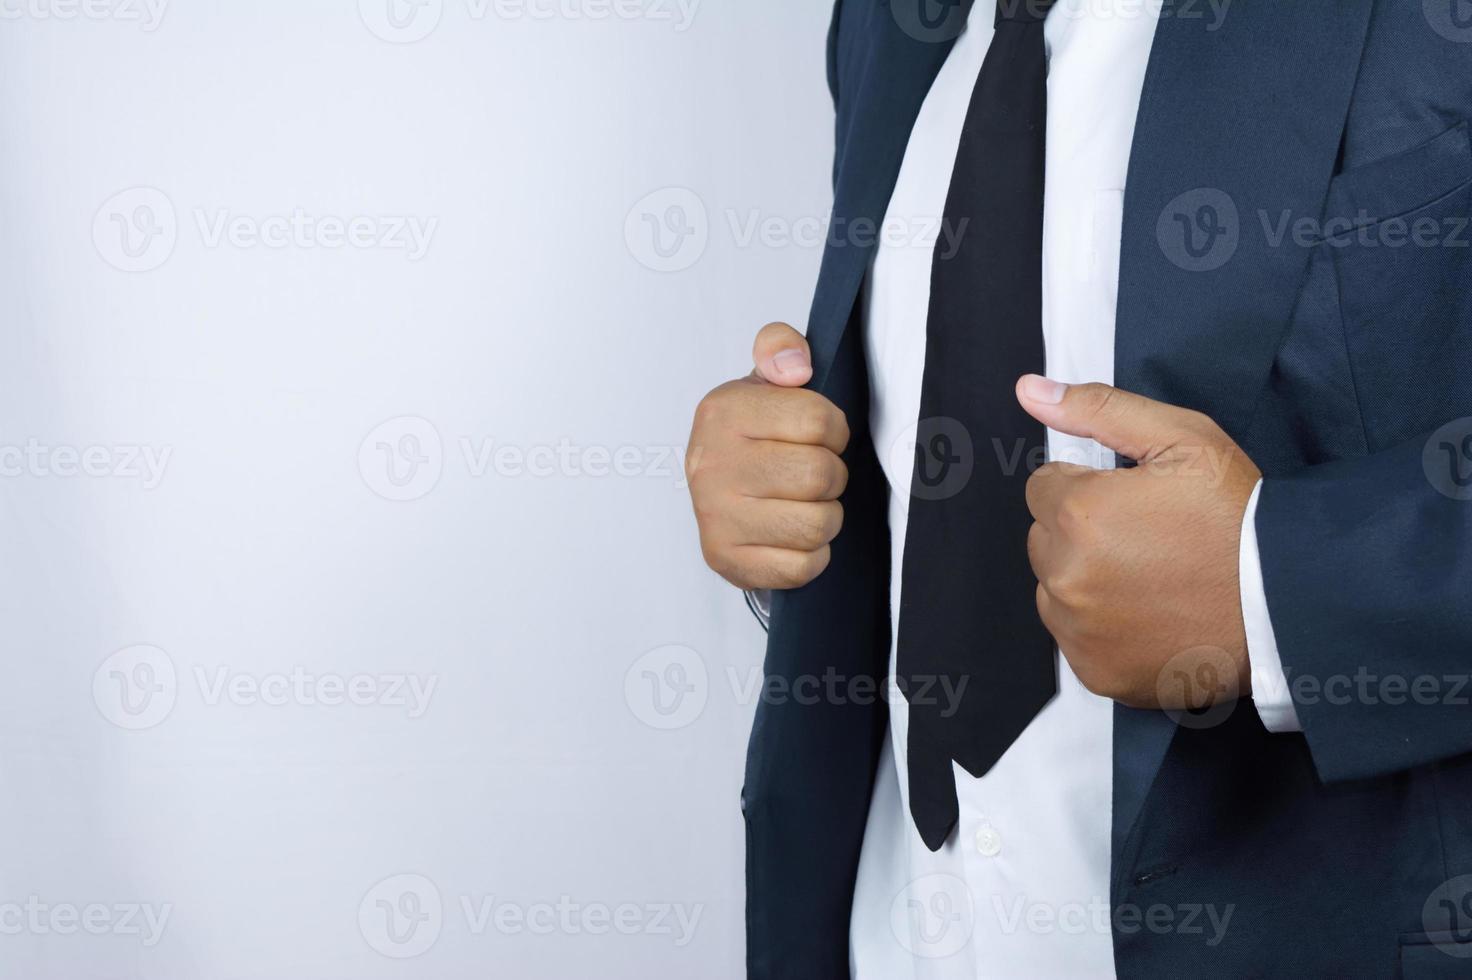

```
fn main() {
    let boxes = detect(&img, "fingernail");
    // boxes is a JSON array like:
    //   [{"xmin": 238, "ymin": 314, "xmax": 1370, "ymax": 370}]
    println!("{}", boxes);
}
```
[
  {"xmin": 773, "ymin": 348, "xmax": 810, "ymax": 377},
  {"xmin": 1020, "ymin": 374, "xmax": 1067, "ymax": 405}
]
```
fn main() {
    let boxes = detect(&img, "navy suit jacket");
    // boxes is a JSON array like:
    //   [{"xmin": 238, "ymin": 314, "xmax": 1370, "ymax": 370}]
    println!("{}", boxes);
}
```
[{"xmin": 742, "ymin": 1, "xmax": 1472, "ymax": 977}]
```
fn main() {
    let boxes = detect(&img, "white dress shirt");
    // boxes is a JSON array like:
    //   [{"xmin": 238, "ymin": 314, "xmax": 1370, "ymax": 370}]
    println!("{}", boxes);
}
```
[{"xmin": 845, "ymin": 2, "xmax": 1298, "ymax": 977}]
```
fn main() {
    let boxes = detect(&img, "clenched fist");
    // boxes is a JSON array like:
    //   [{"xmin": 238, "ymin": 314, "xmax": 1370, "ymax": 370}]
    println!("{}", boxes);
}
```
[
  {"xmin": 686, "ymin": 322, "xmax": 849, "ymax": 590},
  {"xmin": 1016, "ymin": 376, "xmax": 1262, "ymax": 709}
]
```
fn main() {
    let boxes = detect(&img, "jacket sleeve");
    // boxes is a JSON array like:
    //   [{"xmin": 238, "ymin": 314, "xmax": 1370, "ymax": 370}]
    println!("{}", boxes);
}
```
[{"xmin": 1255, "ymin": 426, "xmax": 1472, "ymax": 782}]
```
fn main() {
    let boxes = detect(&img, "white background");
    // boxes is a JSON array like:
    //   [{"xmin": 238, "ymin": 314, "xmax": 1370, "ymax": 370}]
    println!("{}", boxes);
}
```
[{"xmin": 0, "ymin": 2, "xmax": 834, "ymax": 976}]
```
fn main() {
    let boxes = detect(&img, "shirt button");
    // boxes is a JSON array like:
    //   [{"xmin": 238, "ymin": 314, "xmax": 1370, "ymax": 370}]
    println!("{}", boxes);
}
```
[{"xmin": 974, "ymin": 825, "xmax": 1002, "ymax": 857}]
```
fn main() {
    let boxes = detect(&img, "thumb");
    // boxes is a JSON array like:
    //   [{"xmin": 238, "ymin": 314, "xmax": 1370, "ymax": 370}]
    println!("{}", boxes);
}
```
[
  {"xmin": 1015, "ymin": 375, "xmax": 1204, "ymax": 463},
  {"xmin": 751, "ymin": 321, "xmax": 813, "ymax": 387}
]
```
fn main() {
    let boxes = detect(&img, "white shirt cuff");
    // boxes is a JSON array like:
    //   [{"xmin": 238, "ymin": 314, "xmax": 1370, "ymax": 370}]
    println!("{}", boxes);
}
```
[
  {"xmin": 745, "ymin": 589, "xmax": 771, "ymax": 631},
  {"xmin": 1240, "ymin": 479, "xmax": 1302, "ymax": 733}
]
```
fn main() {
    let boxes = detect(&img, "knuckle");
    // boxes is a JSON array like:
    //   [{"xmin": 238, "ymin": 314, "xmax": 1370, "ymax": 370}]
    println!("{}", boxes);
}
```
[
  {"xmin": 792, "ymin": 503, "xmax": 843, "ymax": 549},
  {"xmin": 759, "ymin": 557, "xmax": 804, "ymax": 590},
  {"xmin": 1044, "ymin": 570, "xmax": 1083, "ymax": 608},
  {"xmin": 1026, "ymin": 522, "xmax": 1044, "ymax": 564},
  {"xmin": 1056, "ymin": 493, "xmax": 1090, "ymax": 533},
  {"xmin": 1184, "ymin": 409, "xmax": 1219, "ymax": 438},
  {"xmin": 792, "ymin": 452, "xmax": 836, "ymax": 498},
  {"xmin": 795, "ymin": 546, "xmax": 832, "ymax": 585},
  {"xmin": 826, "ymin": 403, "xmax": 851, "ymax": 451},
  {"xmin": 828, "ymin": 457, "xmax": 850, "ymax": 498},
  {"xmin": 693, "ymin": 387, "xmax": 733, "ymax": 432},
  {"xmin": 771, "ymin": 508, "xmax": 823, "ymax": 550},
  {"xmin": 700, "ymin": 537, "xmax": 736, "ymax": 580},
  {"xmin": 760, "ymin": 546, "xmax": 832, "ymax": 590},
  {"xmin": 793, "ymin": 404, "xmax": 832, "ymax": 446},
  {"xmin": 690, "ymin": 490, "xmax": 731, "ymax": 529},
  {"xmin": 1075, "ymin": 663, "xmax": 1113, "ymax": 699},
  {"xmin": 1083, "ymin": 383, "xmax": 1118, "ymax": 420},
  {"xmin": 823, "ymin": 501, "xmax": 845, "ymax": 542}
]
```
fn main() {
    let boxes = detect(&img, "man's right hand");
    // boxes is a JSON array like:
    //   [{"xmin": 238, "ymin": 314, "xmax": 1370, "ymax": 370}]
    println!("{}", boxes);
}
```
[{"xmin": 686, "ymin": 322, "xmax": 850, "ymax": 591}]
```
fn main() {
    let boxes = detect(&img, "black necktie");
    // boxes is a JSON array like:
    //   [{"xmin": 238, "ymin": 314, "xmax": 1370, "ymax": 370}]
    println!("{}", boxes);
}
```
[{"xmin": 896, "ymin": 0, "xmax": 1058, "ymax": 852}]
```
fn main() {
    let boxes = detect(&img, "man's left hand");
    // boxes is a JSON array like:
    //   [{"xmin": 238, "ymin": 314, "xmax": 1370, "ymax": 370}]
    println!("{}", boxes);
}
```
[{"xmin": 1015, "ymin": 375, "xmax": 1262, "ymax": 711}]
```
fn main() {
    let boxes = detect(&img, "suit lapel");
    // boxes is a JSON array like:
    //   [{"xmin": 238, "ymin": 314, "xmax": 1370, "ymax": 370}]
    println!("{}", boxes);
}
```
[
  {"xmin": 807, "ymin": 2, "xmax": 963, "ymax": 395},
  {"xmin": 1110, "ymin": 0, "xmax": 1375, "ymax": 873},
  {"xmin": 811, "ymin": 0, "xmax": 1377, "ymax": 880}
]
